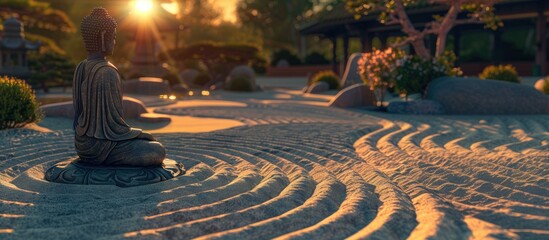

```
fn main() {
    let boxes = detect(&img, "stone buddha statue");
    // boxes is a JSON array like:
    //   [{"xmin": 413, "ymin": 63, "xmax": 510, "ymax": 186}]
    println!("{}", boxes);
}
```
[
  {"xmin": 73, "ymin": 8, "xmax": 165, "ymax": 166},
  {"xmin": 44, "ymin": 8, "xmax": 183, "ymax": 187}
]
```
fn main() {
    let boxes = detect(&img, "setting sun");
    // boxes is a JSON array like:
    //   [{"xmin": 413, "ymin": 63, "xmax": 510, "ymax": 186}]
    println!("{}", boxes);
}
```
[{"xmin": 134, "ymin": 0, "xmax": 153, "ymax": 13}]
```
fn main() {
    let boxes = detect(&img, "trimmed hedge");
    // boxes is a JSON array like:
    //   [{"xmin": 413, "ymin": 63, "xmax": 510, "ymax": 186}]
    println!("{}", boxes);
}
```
[{"xmin": 0, "ymin": 77, "xmax": 42, "ymax": 129}]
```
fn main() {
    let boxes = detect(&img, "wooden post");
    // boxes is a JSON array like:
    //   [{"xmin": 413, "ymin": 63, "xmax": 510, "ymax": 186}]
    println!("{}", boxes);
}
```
[
  {"xmin": 536, "ymin": 0, "xmax": 547, "ymax": 76},
  {"xmin": 331, "ymin": 36, "xmax": 338, "ymax": 74},
  {"xmin": 361, "ymin": 33, "xmax": 372, "ymax": 52},
  {"xmin": 342, "ymin": 34, "xmax": 349, "ymax": 71}
]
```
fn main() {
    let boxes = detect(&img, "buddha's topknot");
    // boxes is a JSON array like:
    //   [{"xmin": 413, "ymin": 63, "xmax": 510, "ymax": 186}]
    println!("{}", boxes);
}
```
[{"xmin": 80, "ymin": 7, "xmax": 117, "ymax": 53}]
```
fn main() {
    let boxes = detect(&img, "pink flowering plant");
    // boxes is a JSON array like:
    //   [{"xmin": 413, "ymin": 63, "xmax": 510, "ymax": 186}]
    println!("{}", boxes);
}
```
[
  {"xmin": 358, "ymin": 48, "xmax": 405, "ymax": 105},
  {"xmin": 358, "ymin": 48, "xmax": 462, "ymax": 104}
]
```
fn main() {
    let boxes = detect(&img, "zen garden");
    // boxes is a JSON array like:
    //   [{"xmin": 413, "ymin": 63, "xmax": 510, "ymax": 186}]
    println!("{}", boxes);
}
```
[{"xmin": 1, "ymin": 0, "xmax": 548, "ymax": 239}]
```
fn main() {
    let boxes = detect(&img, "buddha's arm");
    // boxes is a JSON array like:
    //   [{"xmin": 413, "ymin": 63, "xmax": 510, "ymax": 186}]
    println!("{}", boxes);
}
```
[{"xmin": 94, "ymin": 66, "xmax": 143, "ymax": 141}]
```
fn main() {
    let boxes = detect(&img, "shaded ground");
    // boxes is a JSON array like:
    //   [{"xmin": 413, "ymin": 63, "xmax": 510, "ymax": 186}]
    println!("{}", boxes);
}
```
[{"xmin": 1, "ymin": 77, "xmax": 548, "ymax": 239}]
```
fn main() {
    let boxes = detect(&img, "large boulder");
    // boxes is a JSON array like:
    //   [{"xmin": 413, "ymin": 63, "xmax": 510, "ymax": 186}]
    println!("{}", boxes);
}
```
[
  {"xmin": 307, "ymin": 81, "xmax": 330, "ymax": 94},
  {"xmin": 425, "ymin": 77, "xmax": 549, "ymax": 114},
  {"xmin": 329, "ymin": 83, "xmax": 376, "ymax": 108},
  {"xmin": 40, "ymin": 96, "xmax": 148, "ymax": 119},
  {"xmin": 340, "ymin": 53, "xmax": 364, "ymax": 89},
  {"xmin": 122, "ymin": 77, "xmax": 171, "ymax": 95}
]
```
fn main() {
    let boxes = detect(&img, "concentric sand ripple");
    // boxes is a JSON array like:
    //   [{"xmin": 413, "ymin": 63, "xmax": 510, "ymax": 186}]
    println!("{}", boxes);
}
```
[{"xmin": 1, "ymin": 103, "xmax": 548, "ymax": 239}]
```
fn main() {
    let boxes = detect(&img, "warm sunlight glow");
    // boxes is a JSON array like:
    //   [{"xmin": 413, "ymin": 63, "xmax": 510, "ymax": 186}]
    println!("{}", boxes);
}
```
[
  {"xmin": 161, "ymin": 2, "xmax": 179, "ymax": 15},
  {"xmin": 134, "ymin": 0, "xmax": 153, "ymax": 13}
]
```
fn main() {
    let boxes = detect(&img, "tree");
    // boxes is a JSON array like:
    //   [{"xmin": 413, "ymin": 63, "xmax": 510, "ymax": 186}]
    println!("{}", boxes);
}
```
[
  {"xmin": 28, "ymin": 52, "xmax": 74, "ymax": 93},
  {"xmin": 346, "ymin": 0, "xmax": 502, "ymax": 58},
  {"xmin": 236, "ymin": 0, "xmax": 319, "ymax": 50},
  {"xmin": 0, "ymin": 0, "xmax": 75, "ymax": 55}
]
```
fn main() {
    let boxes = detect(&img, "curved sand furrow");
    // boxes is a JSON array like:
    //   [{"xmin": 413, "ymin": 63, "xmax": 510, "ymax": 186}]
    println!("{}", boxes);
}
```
[{"xmin": 1, "ymin": 102, "xmax": 547, "ymax": 239}]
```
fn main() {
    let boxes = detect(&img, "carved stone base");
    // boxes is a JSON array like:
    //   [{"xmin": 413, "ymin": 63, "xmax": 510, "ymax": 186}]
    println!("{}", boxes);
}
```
[{"xmin": 45, "ymin": 158, "xmax": 185, "ymax": 187}]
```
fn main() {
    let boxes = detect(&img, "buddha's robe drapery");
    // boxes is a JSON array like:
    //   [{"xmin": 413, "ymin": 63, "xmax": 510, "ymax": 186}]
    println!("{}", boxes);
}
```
[{"xmin": 73, "ymin": 58, "xmax": 164, "ymax": 166}]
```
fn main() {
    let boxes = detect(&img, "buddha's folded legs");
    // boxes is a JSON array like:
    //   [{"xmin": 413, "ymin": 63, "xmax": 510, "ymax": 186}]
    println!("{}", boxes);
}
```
[{"xmin": 102, "ymin": 139, "xmax": 166, "ymax": 166}]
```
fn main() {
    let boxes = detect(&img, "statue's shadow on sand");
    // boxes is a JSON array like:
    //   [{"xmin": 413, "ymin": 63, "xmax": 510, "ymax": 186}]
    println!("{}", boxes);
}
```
[{"xmin": 44, "ymin": 158, "xmax": 185, "ymax": 187}]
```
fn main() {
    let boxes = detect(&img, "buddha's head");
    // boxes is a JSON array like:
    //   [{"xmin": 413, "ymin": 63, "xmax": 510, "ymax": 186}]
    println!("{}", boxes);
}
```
[{"xmin": 81, "ymin": 7, "xmax": 117, "ymax": 56}]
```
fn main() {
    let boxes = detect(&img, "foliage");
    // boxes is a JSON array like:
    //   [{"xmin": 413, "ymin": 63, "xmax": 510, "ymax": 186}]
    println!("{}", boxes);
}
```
[
  {"xmin": 479, "ymin": 64, "xmax": 520, "ymax": 83},
  {"xmin": 193, "ymin": 72, "xmax": 212, "ymax": 86},
  {"xmin": 226, "ymin": 77, "xmax": 254, "ymax": 92},
  {"xmin": 271, "ymin": 49, "xmax": 302, "ymax": 66},
  {"xmin": 0, "ymin": 76, "xmax": 43, "ymax": 129},
  {"xmin": 310, "ymin": 71, "xmax": 340, "ymax": 90},
  {"xmin": 167, "ymin": 42, "xmax": 264, "ymax": 66},
  {"xmin": 181, "ymin": 59, "xmax": 209, "ymax": 72},
  {"xmin": 28, "ymin": 52, "xmax": 75, "ymax": 93},
  {"xmin": 358, "ymin": 48, "xmax": 405, "ymax": 90},
  {"xmin": 236, "ymin": 0, "xmax": 318, "ymax": 49},
  {"xmin": 345, "ymin": 0, "xmax": 501, "ymax": 58},
  {"xmin": 304, "ymin": 51, "xmax": 330, "ymax": 65},
  {"xmin": 251, "ymin": 55, "xmax": 268, "ymax": 74},
  {"xmin": 162, "ymin": 72, "xmax": 181, "ymax": 86},
  {"xmin": 0, "ymin": 0, "xmax": 76, "ymax": 56},
  {"xmin": 395, "ymin": 51, "xmax": 462, "ymax": 98}
]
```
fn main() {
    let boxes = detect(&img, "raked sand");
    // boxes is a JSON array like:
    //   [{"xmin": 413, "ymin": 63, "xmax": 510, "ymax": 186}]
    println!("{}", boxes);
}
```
[{"xmin": 0, "ymin": 90, "xmax": 548, "ymax": 239}]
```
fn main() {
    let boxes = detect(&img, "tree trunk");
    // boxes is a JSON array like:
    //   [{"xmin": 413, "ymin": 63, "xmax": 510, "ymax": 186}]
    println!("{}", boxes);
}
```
[
  {"xmin": 411, "ymin": 39, "xmax": 431, "ymax": 59},
  {"xmin": 436, "ymin": 31, "xmax": 448, "ymax": 57}
]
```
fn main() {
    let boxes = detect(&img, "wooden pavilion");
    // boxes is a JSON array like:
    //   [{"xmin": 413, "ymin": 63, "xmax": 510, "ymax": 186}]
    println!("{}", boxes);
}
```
[{"xmin": 299, "ymin": 0, "xmax": 549, "ymax": 76}]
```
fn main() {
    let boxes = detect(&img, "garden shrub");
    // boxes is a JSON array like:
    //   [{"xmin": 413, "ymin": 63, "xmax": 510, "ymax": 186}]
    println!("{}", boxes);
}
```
[
  {"xmin": 310, "ymin": 71, "xmax": 340, "ymax": 90},
  {"xmin": 479, "ymin": 64, "xmax": 520, "ymax": 83},
  {"xmin": 271, "ymin": 49, "xmax": 301, "ymax": 66},
  {"xmin": 358, "ymin": 48, "xmax": 405, "ymax": 104},
  {"xmin": 193, "ymin": 72, "xmax": 211, "ymax": 86},
  {"xmin": 0, "ymin": 77, "xmax": 43, "ymax": 129},
  {"xmin": 304, "ymin": 52, "xmax": 329, "ymax": 65},
  {"xmin": 162, "ymin": 72, "xmax": 181, "ymax": 86},
  {"xmin": 395, "ymin": 51, "xmax": 462, "ymax": 98},
  {"xmin": 28, "ymin": 52, "xmax": 74, "ymax": 93},
  {"xmin": 226, "ymin": 77, "xmax": 254, "ymax": 92}
]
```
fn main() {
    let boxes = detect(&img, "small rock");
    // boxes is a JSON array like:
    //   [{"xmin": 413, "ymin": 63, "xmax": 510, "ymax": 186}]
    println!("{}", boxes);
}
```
[
  {"xmin": 307, "ymin": 81, "xmax": 330, "ymax": 93},
  {"xmin": 329, "ymin": 83, "xmax": 376, "ymax": 108}
]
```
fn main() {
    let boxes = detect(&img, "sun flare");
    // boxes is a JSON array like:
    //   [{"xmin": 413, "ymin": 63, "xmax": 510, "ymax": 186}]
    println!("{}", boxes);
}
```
[{"xmin": 134, "ymin": 0, "xmax": 153, "ymax": 13}]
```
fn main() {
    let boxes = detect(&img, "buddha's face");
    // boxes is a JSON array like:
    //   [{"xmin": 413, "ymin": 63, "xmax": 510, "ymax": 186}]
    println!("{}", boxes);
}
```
[{"xmin": 103, "ymin": 30, "xmax": 116, "ymax": 56}]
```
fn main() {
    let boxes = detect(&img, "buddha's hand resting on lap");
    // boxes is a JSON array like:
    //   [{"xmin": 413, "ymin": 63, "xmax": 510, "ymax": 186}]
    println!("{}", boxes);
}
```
[{"xmin": 138, "ymin": 132, "xmax": 157, "ymax": 141}]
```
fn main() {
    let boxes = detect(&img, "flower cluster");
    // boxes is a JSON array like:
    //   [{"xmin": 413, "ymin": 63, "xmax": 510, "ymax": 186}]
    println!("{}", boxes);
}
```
[
  {"xmin": 357, "ymin": 48, "xmax": 404, "ymax": 91},
  {"xmin": 358, "ymin": 48, "xmax": 462, "ymax": 99}
]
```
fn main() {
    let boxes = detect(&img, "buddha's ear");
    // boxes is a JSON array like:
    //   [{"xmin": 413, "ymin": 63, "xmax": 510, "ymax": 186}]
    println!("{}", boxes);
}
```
[{"xmin": 101, "ymin": 30, "xmax": 107, "ymax": 52}]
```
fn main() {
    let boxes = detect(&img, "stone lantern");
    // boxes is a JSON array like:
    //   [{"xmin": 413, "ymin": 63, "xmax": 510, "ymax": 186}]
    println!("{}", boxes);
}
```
[{"xmin": 0, "ymin": 17, "xmax": 40, "ymax": 79}]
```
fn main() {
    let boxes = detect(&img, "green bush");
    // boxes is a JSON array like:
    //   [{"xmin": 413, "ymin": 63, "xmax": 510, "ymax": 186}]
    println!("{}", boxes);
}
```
[
  {"xmin": 162, "ymin": 72, "xmax": 181, "ymax": 86},
  {"xmin": 226, "ymin": 77, "xmax": 254, "ymax": 92},
  {"xmin": 310, "ymin": 71, "xmax": 340, "ymax": 90},
  {"xmin": 395, "ymin": 52, "xmax": 461, "ymax": 98},
  {"xmin": 28, "ymin": 52, "xmax": 74, "ymax": 93},
  {"xmin": 193, "ymin": 72, "xmax": 211, "ymax": 86},
  {"xmin": 271, "ymin": 49, "xmax": 301, "ymax": 66},
  {"xmin": 479, "ymin": 65, "xmax": 520, "ymax": 83},
  {"xmin": 0, "ymin": 77, "xmax": 43, "ymax": 130},
  {"xmin": 304, "ymin": 52, "xmax": 329, "ymax": 65}
]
